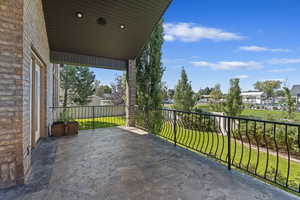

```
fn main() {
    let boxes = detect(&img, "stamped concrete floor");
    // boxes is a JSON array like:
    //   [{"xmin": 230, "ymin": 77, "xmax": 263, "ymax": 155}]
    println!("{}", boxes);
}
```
[{"xmin": 1, "ymin": 127, "xmax": 300, "ymax": 200}]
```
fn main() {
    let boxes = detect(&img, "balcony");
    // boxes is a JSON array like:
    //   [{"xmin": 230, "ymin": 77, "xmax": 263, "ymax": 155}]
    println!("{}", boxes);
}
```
[{"xmin": 0, "ymin": 106, "xmax": 299, "ymax": 200}]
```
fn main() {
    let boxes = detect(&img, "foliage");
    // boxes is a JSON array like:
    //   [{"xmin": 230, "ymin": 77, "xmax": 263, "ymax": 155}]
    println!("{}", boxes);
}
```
[
  {"xmin": 110, "ymin": 74, "xmax": 126, "ymax": 105},
  {"xmin": 136, "ymin": 20, "xmax": 165, "ymax": 134},
  {"xmin": 173, "ymin": 67, "xmax": 195, "ymax": 111},
  {"xmin": 168, "ymin": 89, "xmax": 175, "ymax": 99},
  {"xmin": 254, "ymin": 80, "xmax": 282, "ymax": 99},
  {"xmin": 60, "ymin": 65, "xmax": 77, "ymax": 107},
  {"xmin": 283, "ymin": 87, "xmax": 296, "ymax": 119},
  {"xmin": 209, "ymin": 84, "xmax": 224, "ymax": 112},
  {"xmin": 58, "ymin": 111, "xmax": 74, "ymax": 122},
  {"xmin": 196, "ymin": 87, "xmax": 213, "ymax": 101},
  {"xmin": 60, "ymin": 65, "xmax": 96, "ymax": 106},
  {"xmin": 71, "ymin": 67, "xmax": 96, "ymax": 105},
  {"xmin": 95, "ymin": 85, "xmax": 112, "ymax": 97},
  {"xmin": 225, "ymin": 79, "xmax": 243, "ymax": 116}
]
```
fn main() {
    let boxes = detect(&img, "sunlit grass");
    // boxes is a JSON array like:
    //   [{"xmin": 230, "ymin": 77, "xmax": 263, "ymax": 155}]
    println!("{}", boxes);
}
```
[{"xmin": 76, "ymin": 116, "xmax": 125, "ymax": 130}]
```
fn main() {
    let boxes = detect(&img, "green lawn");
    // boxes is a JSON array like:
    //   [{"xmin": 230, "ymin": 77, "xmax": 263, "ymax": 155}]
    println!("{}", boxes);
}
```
[
  {"xmin": 194, "ymin": 104, "xmax": 300, "ymax": 123},
  {"xmin": 157, "ymin": 122, "xmax": 300, "ymax": 192},
  {"xmin": 241, "ymin": 109, "xmax": 300, "ymax": 122},
  {"xmin": 76, "ymin": 116, "xmax": 125, "ymax": 130}
]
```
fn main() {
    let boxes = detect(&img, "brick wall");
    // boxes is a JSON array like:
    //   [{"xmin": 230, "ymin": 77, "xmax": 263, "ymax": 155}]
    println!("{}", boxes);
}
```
[
  {"xmin": 0, "ymin": 0, "xmax": 24, "ymax": 188},
  {"xmin": 0, "ymin": 0, "xmax": 53, "ymax": 188}
]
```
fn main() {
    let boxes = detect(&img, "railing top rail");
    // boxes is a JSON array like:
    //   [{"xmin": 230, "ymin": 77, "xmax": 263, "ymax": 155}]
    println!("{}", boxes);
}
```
[
  {"xmin": 50, "ymin": 104, "xmax": 125, "ymax": 109},
  {"xmin": 159, "ymin": 108, "xmax": 300, "ymax": 127}
]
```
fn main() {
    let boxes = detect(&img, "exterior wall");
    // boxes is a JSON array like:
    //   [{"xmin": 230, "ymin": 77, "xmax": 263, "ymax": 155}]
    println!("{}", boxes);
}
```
[
  {"xmin": 23, "ymin": 0, "xmax": 51, "ymax": 182},
  {"xmin": 0, "ymin": 0, "xmax": 53, "ymax": 188},
  {"xmin": 0, "ymin": 0, "xmax": 24, "ymax": 188}
]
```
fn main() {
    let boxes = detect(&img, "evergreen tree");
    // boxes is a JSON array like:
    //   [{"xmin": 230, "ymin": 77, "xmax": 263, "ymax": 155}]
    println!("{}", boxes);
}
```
[
  {"xmin": 71, "ymin": 67, "xmax": 96, "ymax": 105},
  {"xmin": 173, "ymin": 67, "xmax": 195, "ymax": 111},
  {"xmin": 209, "ymin": 84, "xmax": 223, "ymax": 112},
  {"xmin": 283, "ymin": 87, "xmax": 295, "ymax": 119},
  {"xmin": 60, "ymin": 65, "xmax": 96, "ymax": 106},
  {"xmin": 60, "ymin": 65, "xmax": 77, "ymax": 107},
  {"xmin": 225, "ymin": 78, "xmax": 243, "ymax": 116},
  {"xmin": 136, "ymin": 20, "xmax": 165, "ymax": 133}
]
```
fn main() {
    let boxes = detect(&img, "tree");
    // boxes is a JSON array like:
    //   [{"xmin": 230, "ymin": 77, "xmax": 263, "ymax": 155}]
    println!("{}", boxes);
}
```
[
  {"xmin": 136, "ymin": 20, "xmax": 165, "ymax": 133},
  {"xmin": 173, "ymin": 67, "xmax": 195, "ymax": 111},
  {"xmin": 283, "ymin": 87, "xmax": 295, "ymax": 119},
  {"xmin": 60, "ymin": 65, "xmax": 77, "ymax": 107},
  {"xmin": 71, "ymin": 67, "xmax": 96, "ymax": 105},
  {"xmin": 167, "ymin": 89, "xmax": 175, "ymax": 99},
  {"xmin": 110, "ymin": 74, "xmax": 126, "ymax": 105},
  {"xmin": 209, "ymin": 84, "xmax": 223, "ymax": 112},
  {"xmin": 254, "ymin": 80, "xmax": 282, "ymax": 101},
  {"xmin": 95, "ymin": 85, "xmax": 112, "ymax": 97},
  {"xmin": 161, "ymin": 82, "xmax": 169, "ymax": 100},
  {"xmin": 225, "ymin": 79, "xmax": 243, "ymax": 116}
]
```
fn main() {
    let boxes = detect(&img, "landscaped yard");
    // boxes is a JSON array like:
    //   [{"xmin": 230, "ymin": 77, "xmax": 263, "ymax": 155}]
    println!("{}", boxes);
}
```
[
  {"xmin": 194, "ymin": 104, "xmax": 300, "ymax": 123},
  {"xmin": 241, "ymin": 109, "xmax": 300, "ymax": 122}
]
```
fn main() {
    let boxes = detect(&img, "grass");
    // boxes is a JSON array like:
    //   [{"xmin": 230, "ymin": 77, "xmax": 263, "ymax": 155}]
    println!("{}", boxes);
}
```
[
  {"xmin": 157, "ymin": 122, "xmax": 300, "ymax": 192},
  {"xmin": 194, "ymin": 104, "xmax": 300, "ymax": 123},
  {"xmin": 241, "ymin": 109, "xmax": 300, "ymax": 122},
  {"xmin": 76, "ymin": 116, "xmax": 125, "ymax": 130}
]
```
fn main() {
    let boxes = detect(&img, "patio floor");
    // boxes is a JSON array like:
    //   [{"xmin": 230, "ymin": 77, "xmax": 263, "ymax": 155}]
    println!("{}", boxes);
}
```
[{"xmin": 1, "ymin": 127, "xmax": 299, "ymax": 200}]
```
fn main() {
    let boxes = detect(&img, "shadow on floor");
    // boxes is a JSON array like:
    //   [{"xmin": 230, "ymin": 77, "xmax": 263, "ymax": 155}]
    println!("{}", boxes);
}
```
[{"xmin": 0, "ymin": 138, "xmax": 58, "ymax": 200}]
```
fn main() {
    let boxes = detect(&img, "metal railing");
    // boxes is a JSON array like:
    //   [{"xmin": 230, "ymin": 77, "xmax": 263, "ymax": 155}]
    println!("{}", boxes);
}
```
[
  {"xmin": 137, "ymin": 108, "xmax": 300, "ymax": 193},
  {"xmin": 51, "ymin": 105, "xmax": 126, "ymax": 130}
]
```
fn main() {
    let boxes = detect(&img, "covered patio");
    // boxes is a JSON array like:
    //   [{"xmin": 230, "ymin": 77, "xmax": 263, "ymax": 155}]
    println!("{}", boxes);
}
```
[{"xmin": 1, "ymin": 128, "xmax": 298, "ymax": 200}]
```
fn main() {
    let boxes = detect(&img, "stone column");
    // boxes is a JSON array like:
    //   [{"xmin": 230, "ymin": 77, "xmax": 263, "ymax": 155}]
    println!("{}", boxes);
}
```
[{"xmin": 126, "ymin": 59, "xmax": 136, "ymax": 127}]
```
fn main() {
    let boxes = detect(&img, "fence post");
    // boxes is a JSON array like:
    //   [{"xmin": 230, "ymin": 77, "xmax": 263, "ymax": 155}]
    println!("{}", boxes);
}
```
[
  {"xmin": 173, "ymin": 110, "xmax": 177, "ymax": 147},
  {"xmin": 92, "ymin": 106, "xmax": 95, "ymax": 130},
  {"xmin": 227, "ymin": 117, "xmax": 231, "ymax": 170}
]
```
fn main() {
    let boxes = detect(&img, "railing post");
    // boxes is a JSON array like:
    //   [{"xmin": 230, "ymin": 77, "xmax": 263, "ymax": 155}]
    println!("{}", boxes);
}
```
[
  {"xmin": 92, "ymin": 106, "xmax": 95, "ymax": 130},
  {"xmin": 173, "ymin": 110, "xmax": 177, "ymax": 147},
  {"xmin": 227, "ymin": 117, "xmax": 231, "ymax": 170}
]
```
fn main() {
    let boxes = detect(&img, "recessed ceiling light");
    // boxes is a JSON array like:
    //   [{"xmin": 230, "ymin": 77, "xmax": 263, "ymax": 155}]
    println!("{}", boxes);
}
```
[
  {"xmin": 75, "ymin": 12, "xmax": 84, "ymax": 19},
  {"xmin": 120, "ymin": 24, "xmax": 126, "ymax": 29}
]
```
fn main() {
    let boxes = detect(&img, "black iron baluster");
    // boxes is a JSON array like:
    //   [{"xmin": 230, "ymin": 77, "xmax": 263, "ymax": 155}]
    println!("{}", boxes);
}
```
[
  {"xmin": 227, "ymin": 117, "xmax": 231, "ymax": 170},
  {"xmin": 274, "ymin": 124, "xmax": 279, "ymax": 183},
  {"xmin": 263, "ymin": 122, "xmax": 269, "ymax": 179},
  {"xmin": 232, "ymin": 118, "xmax": 237, "ymax": 165},
  {"xmin": 254, "ymin": 121, "xmax": 260, "ymax": 175},
  {"xmin": 173, "ymin": 110, "xmax": 177, "ymax": 147},
  {"xmin": 285, "ymin": 125, "xmax": 290, "ymax": 187},
  {"xmin": 92, "ymin": 106, "xmax": 95, "ymax": 130},
  {"xmin": 245, "ymin": 120, "xmax": 252, "ymax": 171},
  {"xmin": 238, "ymin": 119, "xmax": 244, "ymax": 168}
]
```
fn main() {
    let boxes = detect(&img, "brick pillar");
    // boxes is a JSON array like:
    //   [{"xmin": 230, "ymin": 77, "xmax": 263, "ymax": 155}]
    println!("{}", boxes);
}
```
[{"xmin": 126, "ymin": 59, "xmax": 136, "ymax": 127}]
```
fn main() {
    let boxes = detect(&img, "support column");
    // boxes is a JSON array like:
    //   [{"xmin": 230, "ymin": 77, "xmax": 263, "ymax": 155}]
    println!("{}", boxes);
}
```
[{"xmin": 126, "ymin": 59, "xmax": 136, "ymax": 127}]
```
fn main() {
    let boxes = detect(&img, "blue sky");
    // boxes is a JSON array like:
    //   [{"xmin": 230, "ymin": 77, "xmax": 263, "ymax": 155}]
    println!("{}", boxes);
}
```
[{"xmin": 92, "ymin": 0, "xmax": 300, "ymax": 92}]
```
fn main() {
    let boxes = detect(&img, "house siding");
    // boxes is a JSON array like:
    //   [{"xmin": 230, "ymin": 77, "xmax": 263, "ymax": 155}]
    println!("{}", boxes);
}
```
[{"xmin": 0, "ymin": 0, "xmax": 53, "ymax": 188}]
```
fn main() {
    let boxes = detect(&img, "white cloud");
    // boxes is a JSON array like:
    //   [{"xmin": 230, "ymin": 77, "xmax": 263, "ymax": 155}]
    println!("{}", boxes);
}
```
[
  {"xmin": 268, "ymin": 58, "xmax": 300, "ymax": 64},
  {"xmin": 239, "ymin": 45, "xmax": 290, "ymax": 52},
  {"xmin": 191, "ymin": 61, "xmax": 262, "ymax": 70},
  {"xmin": 234, "ymin": 75, "xmax": 249, "ymax": 79},
  {"xmin": 163, "ymin": 23, "xmax": 244, "ymax": 42},
  {"xmin": 268, "ymin": 68, "xmax": 296, "ymax": 73}
]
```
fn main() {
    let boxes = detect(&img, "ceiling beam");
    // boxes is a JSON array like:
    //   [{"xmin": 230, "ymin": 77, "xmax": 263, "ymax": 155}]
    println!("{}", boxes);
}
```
[{"xmin": 50, "ymin": 51, "xmax": 127, "ymax": 71}]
